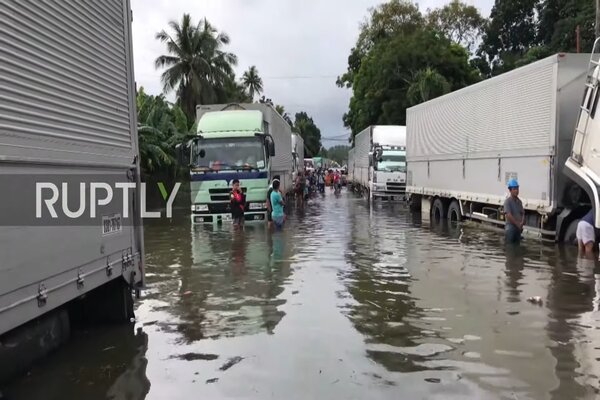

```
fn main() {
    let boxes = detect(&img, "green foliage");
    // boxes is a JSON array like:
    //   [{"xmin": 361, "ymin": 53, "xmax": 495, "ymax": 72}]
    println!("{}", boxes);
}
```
[
  {"xmin": 344, "ymin": 28, "xmax": 477, "ymax": 137},
  {"xmin": 327, "ymin": 145, "xmax": 350, "ymax": 165},
  {"xmin": 341, "ymin": 0, "xmax": 594, "ymax": 140},
  {"xmin": 275, "ymin": 104, "xmax": 293, "ymax": 127},
  {"xmin": 293, "ymin": 112, "xmax": 323, "ymax": 158},
  {"xmin": 137, "ymin": 87, "xmax": 195, "ymax": 177},
  {"xmin": 427, "ymin": 0, "xmax": 486, "ymax": 53},
  {"xmin": 155, "ymin": 14, "xmax": 237, "ymax": 120},
  {"xmin": 242, "ymin": 65, "xmax": 263, "ymax": 100},
  {"xmin": 406, "ymin": 68, "xmax": 452, "ymax": 105}
]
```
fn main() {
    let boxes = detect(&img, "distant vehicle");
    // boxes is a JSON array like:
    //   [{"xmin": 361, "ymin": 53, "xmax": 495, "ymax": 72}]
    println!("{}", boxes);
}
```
[
  {"xmin": 350, "ymin": 126, "xmax": 407, "ymax": 200},
  {"xmin": 180, "ymin": 103, "xmax": 294, "ymax": 224},
  {"xmin": 0, "ymin": 0, "xmax": 145, "ymax": 378},
  {"xmin": 407, "ymin": 53, "xmax": 598, "ymax": 243}
]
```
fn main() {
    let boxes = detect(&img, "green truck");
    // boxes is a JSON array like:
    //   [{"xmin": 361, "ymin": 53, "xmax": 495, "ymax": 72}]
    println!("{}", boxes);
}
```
[{"xmin": 179, "ymin": 103, "xmax": 294, "ymax": 224}]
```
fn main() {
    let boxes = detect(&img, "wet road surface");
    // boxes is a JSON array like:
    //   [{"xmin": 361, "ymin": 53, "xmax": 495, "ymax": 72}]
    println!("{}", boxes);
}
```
[{"xmin": 4, "ymin": 189, "xmax": 600, "ymax": 399}]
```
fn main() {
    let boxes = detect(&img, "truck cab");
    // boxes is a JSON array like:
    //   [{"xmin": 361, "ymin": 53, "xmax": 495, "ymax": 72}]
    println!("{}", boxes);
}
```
[
  {"xmin": 565, "ymin": 44, "xmax": 600, "ymax": 230},
  {"xmin": 182, "ymin": 110, "xmax": 275, "ymax": 224},
  {"xmin": 371, "ymin": 144, "xmax": 407, "ymax": 198}
]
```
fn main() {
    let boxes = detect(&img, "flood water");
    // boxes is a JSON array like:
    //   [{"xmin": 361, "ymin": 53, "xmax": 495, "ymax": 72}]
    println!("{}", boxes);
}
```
[{"xmin": 4, "ymin": 189, "xmax": 600, "ymax": 399}]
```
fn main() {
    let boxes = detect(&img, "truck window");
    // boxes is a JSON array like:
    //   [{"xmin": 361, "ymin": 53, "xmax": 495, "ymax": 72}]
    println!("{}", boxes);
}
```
[{"xmin": 193, "ymin": 137, "xmax": 266, "ymax": 170}]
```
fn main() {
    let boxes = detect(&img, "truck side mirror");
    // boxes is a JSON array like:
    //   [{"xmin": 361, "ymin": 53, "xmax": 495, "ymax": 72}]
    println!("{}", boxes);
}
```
[{"xmin": 176, "ymin": 142, "xmax": 190, "ymax": 166}]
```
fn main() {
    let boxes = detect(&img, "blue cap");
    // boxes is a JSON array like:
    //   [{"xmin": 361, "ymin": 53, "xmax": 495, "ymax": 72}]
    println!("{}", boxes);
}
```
[{"xmin": 507, "ymin": 178, "xmax": 519, "ymax": 189}]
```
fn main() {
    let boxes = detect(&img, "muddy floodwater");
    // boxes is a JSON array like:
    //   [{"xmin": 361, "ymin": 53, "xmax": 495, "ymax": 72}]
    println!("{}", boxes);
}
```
[{"xmin": 4, "ymin": 190, "xmax": 600, "ymax": 399}]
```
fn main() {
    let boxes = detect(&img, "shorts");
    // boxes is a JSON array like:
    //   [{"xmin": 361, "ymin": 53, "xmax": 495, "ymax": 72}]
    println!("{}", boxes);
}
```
[
  {"xmin": 576, "ymin": 220, "xmax": 595, "ymax": 244},
  {"xmin": 273, "ymin": 215, "xmax": 284, "ymax": 228},
  {"xmin": 233, "ymin": 215, "xmax": 244, "ymax": 226}
]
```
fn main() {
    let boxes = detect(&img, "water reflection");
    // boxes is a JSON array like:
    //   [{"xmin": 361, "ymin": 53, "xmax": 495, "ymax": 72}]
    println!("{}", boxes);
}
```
[{"xmin": 4, "ymin": 193, "xmax": 600, "ymax": 399}]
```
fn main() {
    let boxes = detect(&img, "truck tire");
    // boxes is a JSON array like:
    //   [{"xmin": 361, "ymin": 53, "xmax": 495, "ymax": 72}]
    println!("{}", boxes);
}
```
[
  {"xmin": 409, "ymin": 195, "xmax": 421, "ymax": 212},
  {"xmin": 431, "ymin": 198, "xmax": 446, "ymax": 221},
  {"xmin": 447, "ymin": 201, "xmax": 462, "ymax": 223},
  {"xmin": 562, "ymin": 219, "xmax": 580, "ymax": 245}
]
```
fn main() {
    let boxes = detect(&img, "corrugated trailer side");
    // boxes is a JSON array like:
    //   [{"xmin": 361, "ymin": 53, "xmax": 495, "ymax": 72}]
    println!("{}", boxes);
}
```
[
  {"xmin": 263, "ymin": 105, "xmax": 293, "ymax": 194},
  {"xmin": 406, "ymin": 53, "xmax": 590, "ymax": 240},
  {"xmin": 354, "ymin": 126, "xmax": 372, "ymax": 191},
  {"xmin": 0, "ymin": 0, "xmax": 144, "ymax": 336}
]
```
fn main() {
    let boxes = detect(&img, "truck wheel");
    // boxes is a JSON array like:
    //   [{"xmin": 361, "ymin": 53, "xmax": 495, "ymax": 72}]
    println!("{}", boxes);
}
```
[
  {"xmin": 431, "ymin": 198, "xmax": 446, "ymax": 221},
  {"xmin": 447, "ymin": 201, "xmax": 462, "ymax": 223},
  {"xmin": 562, "ymin": 219, "xmax": 580, "ymax": 245}
]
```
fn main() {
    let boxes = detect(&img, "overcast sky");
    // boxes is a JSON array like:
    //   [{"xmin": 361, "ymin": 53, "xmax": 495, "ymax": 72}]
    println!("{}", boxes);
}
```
[{"xmin": 130, "ymin": 0, "xmax": 494, "ymax": 147}]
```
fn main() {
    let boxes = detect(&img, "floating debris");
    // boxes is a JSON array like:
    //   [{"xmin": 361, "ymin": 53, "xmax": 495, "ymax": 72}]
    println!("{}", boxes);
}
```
[{"xmin": 219, "ymin": 356, "xmax": 244, "ymax": 371}]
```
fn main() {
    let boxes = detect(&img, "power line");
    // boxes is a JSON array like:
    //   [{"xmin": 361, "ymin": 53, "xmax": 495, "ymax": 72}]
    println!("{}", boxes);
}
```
[{"xmin": 262, "ymin": 75, "xmax": 339, "ymax": 80}]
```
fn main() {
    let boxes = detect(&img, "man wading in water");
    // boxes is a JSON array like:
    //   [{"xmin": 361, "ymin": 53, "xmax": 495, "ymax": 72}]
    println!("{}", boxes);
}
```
[{"xmin": 503, "ymin": 178, "xmax": 524, "ymax": 244}]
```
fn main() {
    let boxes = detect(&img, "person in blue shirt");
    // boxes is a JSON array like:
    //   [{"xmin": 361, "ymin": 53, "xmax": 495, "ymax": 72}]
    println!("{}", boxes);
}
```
[
  {"xmin": 270, "ymin": 179, "xmax": 285, "ymax": 229},
  {"xmin": 577, "ymin": 208, "xmax": 596, "ymax": 258}
]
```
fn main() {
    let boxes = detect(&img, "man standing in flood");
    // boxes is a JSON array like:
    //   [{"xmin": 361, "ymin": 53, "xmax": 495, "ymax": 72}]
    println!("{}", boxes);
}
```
[
  {"xmin": 576, "ymin": 208, "xmax": 596, "ymax": 258},
  {"xmin": 504, "ymin": 178, "xmax": 524, "ymax": 244}
]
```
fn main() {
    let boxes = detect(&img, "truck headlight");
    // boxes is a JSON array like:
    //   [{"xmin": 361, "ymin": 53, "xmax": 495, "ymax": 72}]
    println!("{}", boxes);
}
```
[
  {"xmin": 195, "ymin": 204, "xmax": 209, "ymax": 212},
  {"xmin": 249, "ymin": 203, "xmax": 266, "ymax": 210}
]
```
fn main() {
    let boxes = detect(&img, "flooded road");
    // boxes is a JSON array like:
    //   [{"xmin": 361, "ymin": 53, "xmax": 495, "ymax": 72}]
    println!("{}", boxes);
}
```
[{"xmin": 5, "ymin": 190, "xmax": 600, "ymax": 399}]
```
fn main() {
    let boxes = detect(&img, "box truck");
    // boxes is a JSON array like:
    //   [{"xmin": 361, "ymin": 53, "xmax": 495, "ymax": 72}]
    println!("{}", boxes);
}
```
[
  {"xmin": 406, "ymin": 53, "xmax": 593, "ymax": 242},
  {"xmin": 352, "ymin": 125, "xmax": 407, "ymax": 200},
  {"xmin": 0, "ymin": 0, "xmax": 144, "ymax": 378},
  {"xmin": 181, "ymin": 103, "xmax": 294, "ymax": 224}
]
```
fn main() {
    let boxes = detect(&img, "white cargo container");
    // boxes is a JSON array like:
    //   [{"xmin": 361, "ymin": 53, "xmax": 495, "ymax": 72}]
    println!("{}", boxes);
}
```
[
  {"xmin": 347, "ymin": 148, "xmax": 355, "ymax": 187},
  {"xmin": 0, "ymin": 0, "xmax": 144, "ymax": 375},
  {"xmin": 352, "ymin": 125, "xmax": 407, "ymax": 199},
  {"xmin": 291, "ymin": 133, "xmax": 305, "ymax": 181},
  {"xmin": 407, "ymin": 53, "xmax": 592, "ymax": 242}
]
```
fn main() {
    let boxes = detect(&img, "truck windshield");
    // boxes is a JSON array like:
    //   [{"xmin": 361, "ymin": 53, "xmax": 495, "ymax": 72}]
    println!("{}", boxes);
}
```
[
  {"xmin": 378, "ymin": 153, "xmax": 406, "ymax": 172},
  {"xmin": 193, "ymin": 137, "xmax": 266, "ymax": 171}
]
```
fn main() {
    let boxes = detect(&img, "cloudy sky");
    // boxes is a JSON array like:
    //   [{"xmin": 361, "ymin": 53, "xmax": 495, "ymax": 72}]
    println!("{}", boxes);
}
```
[{"xmin": 130, "ymin": 0, "xmax": 494, "ymax": 147}]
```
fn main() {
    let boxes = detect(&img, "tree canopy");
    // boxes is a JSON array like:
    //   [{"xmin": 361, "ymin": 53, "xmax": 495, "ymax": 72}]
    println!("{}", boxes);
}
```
[{"xmin": 339, "ymin": 0, "xmax": 597, "ymax": 139}]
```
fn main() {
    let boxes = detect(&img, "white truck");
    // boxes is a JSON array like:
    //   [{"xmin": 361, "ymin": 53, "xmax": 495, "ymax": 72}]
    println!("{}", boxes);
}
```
[
  {"xmin": 406, "ymin": 53, "xmax": 593, "ymax": 242},
  {"xmin": 0, "ymin": 0, "xmax": 144, "ymax": 378},
  {"xmin": 291, "ymin": 133, "xmax": 305, "ymax": 182},
  {"xmin": 352, "ymin": 125, "xmax": 407, "ymax": 200},
  {"xmin": 347, "ymin": 148, "xmax": 356, "ymax": 188}
]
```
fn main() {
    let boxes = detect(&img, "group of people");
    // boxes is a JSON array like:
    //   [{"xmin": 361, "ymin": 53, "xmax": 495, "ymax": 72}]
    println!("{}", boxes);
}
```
[
  {"xmin": 294, "ymin": 169, "xmax": 342, "ymax": 204},
  {"xmin": 229, "ymin": 176, "xmax": 286, "ymax": 230},
  {"xmin": 503, "ymin": 178, "xmax": 596, "ymax": 258},
  {"xmin": 229, "ymin": 169, "xmax": 343, "ymax": 231}
]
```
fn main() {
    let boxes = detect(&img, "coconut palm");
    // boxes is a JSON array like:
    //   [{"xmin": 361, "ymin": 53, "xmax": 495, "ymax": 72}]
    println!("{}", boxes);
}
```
[
  {"xmin": 406, "ymin": 67, "xmax": 451, "ymax": 105},
  {"xmin": 242, "ymin": 66, "xmax": 263, "ymax": 100},
  {"xmin": 155, "ymin": 14, "xmax": 237, "ymax": 121}
]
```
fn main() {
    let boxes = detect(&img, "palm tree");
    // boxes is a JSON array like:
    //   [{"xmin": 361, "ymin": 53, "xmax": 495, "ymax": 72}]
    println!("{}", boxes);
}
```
[
  {"xmin": 406, "ymin": 67, "xmax": 451, "ymax": 105},
  {"xmin": 242, "ymin": 66, "xmax": 263, "ymax": 100},
  {"xmin": 155, "ymin": 14, "xmax": 237, "ymax": 121},
  {"xmin": 275, "ymin": 104, "xmax": 293, "ymax": 127}
]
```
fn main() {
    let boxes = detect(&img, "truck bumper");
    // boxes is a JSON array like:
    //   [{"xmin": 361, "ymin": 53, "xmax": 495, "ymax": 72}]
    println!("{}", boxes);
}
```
[
  {"xmin": 371, "ymin": 182, "xmax": 407, "ymax": 199},
  {"xmin": 191, "ymin": 211, "xmax": 267, "ymax": 224}
]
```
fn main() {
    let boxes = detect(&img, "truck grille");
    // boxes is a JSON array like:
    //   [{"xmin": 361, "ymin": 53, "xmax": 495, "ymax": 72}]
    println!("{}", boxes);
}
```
[
  {"xmin": 208, "ymin": 187, "xmax": 246, "ymax": 201},
  {"xmin": 208, "ymin": 203, "xmax": 230, "ymax": 213},
  {"xmin": 386, "ymin": 182, "xmax": 406, "ymax": 193}
]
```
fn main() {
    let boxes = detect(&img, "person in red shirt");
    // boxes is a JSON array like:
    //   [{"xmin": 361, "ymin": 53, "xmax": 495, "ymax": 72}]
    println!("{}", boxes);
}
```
[{"xmin": 230, "ymin": 179, "xmax": 246, "ymax": 228}]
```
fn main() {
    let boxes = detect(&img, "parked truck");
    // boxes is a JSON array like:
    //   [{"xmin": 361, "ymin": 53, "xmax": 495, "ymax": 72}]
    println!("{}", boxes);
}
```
[
  {"xmin": 291, "ymin": 133, "xmax": 305, "ymax": 182},
  {"xmin": 182, "ymin": 103, "xmax": 294, "ymax": 224},
  {"xmin": 406, "ymin": 53, "xmax": 593, "ymax": 242},
  {"xmin": 0, "ymin": 0, "xmax": 144, "ymax": 379},
  {"xmin": 352, "ymin": 125, "xmax": 407, "ymax": 200},
  {"xmin": 347, "ymin": 148, "xmax": 356, "ymax": 189}
]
